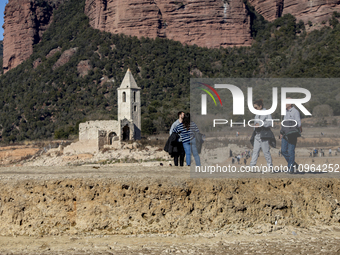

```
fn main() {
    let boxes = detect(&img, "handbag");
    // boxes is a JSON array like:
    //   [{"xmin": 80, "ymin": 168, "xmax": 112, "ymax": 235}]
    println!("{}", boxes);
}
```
[
  {"xmin": 284, "ymin": 129, "xmax": 301, "ymax": 138},
  {"xmin": 260, "ymin": 128, "xmax": 273, "ymax": 140}
]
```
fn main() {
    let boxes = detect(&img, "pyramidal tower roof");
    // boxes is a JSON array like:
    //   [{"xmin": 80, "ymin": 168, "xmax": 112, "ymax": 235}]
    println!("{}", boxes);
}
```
[{"xmin": 119, "ymin": 69, "xmax": 140, "ymax": 89}]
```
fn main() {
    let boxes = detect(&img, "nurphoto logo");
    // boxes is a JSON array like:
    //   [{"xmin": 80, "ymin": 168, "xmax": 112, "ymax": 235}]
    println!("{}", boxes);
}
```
[
  {"xmin": 201, "ymin": 85, "xmax": 311, "ymax": 116},
  {"xmin": 190, "ymin": 78, "xmax": 340, "ymax": 178}
]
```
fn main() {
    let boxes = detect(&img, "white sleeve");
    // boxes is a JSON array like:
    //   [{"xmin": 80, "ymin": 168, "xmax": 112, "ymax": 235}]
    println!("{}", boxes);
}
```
[
  {"xmin": 263, "ymin": 114, "xmax": 273, "ymax": 128},
  {"xmin": 294, "ymin": 110, "xmax": 301, "ymax": 127},
  {"xmin": 169, "ymin": 122, "xmax": 177, "ymax": 135}
]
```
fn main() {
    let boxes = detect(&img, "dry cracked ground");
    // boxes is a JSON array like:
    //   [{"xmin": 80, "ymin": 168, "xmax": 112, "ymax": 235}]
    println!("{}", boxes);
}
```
[{"xmin": 0, "ymin": 165, "xmax": 340, "ymax": 254}]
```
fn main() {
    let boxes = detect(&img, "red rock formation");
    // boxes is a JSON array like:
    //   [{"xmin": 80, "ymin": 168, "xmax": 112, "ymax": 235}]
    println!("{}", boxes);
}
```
[
  {"xmin": 46, "ymin": 47, "xmax": 62, "ymax": 58},
  {"xmin": 249, "ymin": 0, "xmax": 340, "ymax": 24},
  {"xmin": 32, "ymin": 58, "xmax": 42, "ymax": 69},
  {"xmin": 52, "ymin": 47, "xmax": 78, "ymax": 70},
  {"xmin": 77, "ymin": 60, "xmax": 92, "ymax": 77},
  {"xmin": 4, "ymin": 0, "xmax": 340, "ymax": 73},
  {"xmin": 2, "ymin": 0, "xmax": 55, "ymax": 73},
  {"xmin": 85, "ymin": 0, "xmax": 253, "ymax": 48}
]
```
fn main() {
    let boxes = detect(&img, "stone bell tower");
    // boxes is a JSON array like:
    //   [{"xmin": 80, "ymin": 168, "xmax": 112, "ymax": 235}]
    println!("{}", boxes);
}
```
[{"xmin": 117, "ymin": 69, "xmax": 141, "ymax": 140}]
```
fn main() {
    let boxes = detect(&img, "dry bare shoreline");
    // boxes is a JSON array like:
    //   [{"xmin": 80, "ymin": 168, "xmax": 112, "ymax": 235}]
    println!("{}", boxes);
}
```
[
  {"xmin": 0, "ymin": 165, "xmax": 340, "ymax": 254},
  {"xmin": 1, "ymin": 228, "xmax": 340, "ymax": 254},
  {"xmin": 0, "ymin": 124, "xmax": 340, "ymax": 254}
]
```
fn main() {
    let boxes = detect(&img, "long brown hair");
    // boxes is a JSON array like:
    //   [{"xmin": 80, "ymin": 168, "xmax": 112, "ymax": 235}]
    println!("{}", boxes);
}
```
[{"xmin": 183, "ymin": 113, "xmax": 190, "ymax": 130}]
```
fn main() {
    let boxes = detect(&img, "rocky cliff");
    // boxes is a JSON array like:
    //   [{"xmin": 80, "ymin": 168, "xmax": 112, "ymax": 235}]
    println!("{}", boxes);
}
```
[
  {"xmin": 84, "ymin": 0, "xmax": 340, "ymax": 48},
  {"xmin": 3, "ymin": 0, "xmax": 340, "ymax": 73},
  {"xmin": 249, "ymin": 0, "xmax": 340, "ymax": 23},
  {"xmin": 2, "ymin": 0, "xmax": 60, "ymax": 73},
  {"xmin": 84, "ymin": 0, "xmax": 252, "ymax": 48}
]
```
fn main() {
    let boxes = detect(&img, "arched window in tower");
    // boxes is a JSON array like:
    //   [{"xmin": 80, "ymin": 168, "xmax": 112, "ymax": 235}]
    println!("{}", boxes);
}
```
[
  {"xmin": 133, "ymin": 91, "xmax": 136, "ymax": 102},
  {"xmin": 122, "ymin": 92, "xmax": 126, "ymax": 102},
  {"xmin": 134, "ymin": 105, "xmax": 137, "ymax": 112}
]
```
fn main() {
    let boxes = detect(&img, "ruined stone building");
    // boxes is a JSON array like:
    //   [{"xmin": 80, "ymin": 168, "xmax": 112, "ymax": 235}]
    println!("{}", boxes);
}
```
[{"xmin": 64, "ymin": 69, "xmax": 141, "ymax": 154}]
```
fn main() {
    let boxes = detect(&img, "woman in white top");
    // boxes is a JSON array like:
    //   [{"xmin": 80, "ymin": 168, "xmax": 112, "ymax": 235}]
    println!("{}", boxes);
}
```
[{"xmin": 249, "ymin": 99, "xmax": 273, "ymax": 168}]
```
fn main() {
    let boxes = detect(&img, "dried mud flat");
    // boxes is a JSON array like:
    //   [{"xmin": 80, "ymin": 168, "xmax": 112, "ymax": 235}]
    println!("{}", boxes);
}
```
[
  {"xmin": 1, "ymin": 230, "xmax": 340, "ymax": 254},
  {"xmin": 0, "ymin": 165, "xmax": 340, "ymax": 254}
]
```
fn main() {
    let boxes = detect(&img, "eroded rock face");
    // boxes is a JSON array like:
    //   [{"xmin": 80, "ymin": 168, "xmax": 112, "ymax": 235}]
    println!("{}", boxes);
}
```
[
  {"xmin": 249, "ymin": 0, "xmax": 340, "ymax": 24},
  {"xmin": 46, "ymin": 47, "xmax": 61, "ymax": 58},
  {"xmin": 32, "ymin": 58, "xmax": 42, "ymax": 69},
  {"xmin": 0, "ymin": 177, "xmax": 339, "ymax": 236},
  {"xmin": 2, "ymin": 0, "xmax": 55, "ymax": 73},
  {"xmin": 4, "ymin": 0, "xmax": 340, "ymax": 74},
  {"xmin": 77, "ymin": 60, "xmax": 92, "ymax": 77},
  {"xmin": 52, "ymin": 47, "xmax": 78, "ymax": 70},
  {"xmin": 85, "ymin": 0, "xmax": 252, "ymax": 48}
]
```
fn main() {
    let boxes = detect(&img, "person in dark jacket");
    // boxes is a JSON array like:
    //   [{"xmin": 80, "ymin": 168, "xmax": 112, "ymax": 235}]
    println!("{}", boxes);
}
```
[
  {"xmin": 164, "ymin": 133, "xmax": 185, "ymax": 166},
  {"xmin": 164, "ymin": 132, "xmax": 185, "ymax": 166},
  {"xmin": 168, "ymin": 111, "xmax": 185, "ymax": 166}
]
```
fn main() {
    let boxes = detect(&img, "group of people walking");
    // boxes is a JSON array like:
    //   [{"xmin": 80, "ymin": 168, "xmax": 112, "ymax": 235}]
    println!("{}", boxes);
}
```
[
  {"xmin": 165, "ymin": 99, "xmax": 302, "ymax": 173},
  {"xmin": 249, "ymin": 98, "xmax": 302, "ymax": 173},
  {"xmin": 311, "ymin": 148, "xmax": 338, "ymax": 157}
]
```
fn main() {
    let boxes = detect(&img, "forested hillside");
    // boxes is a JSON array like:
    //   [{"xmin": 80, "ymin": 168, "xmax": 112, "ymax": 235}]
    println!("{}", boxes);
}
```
[{"xmin": 0, "ymin": 0, "xmax": 340, "ymax": 142}]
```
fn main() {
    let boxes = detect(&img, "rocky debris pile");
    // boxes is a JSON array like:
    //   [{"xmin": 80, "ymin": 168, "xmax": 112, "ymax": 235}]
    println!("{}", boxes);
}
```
[
  {"xmin": 24, "ymin": 144, "xmax": 170, "ymax": 167},
  {"xmin": 77, "ymin": 60, "xmax": 92, "ymax": 77},
  {"xmin": 52, "ymin": 48, "xmax": 78, "ymax": 70},
  {"xmin": 46, "ymin": 47, "xmax": 62, "ymax": 58}
]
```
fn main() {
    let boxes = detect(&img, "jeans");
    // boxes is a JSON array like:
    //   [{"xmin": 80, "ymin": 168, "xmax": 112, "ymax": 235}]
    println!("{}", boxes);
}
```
[
  {"xmin": 183, "ymin": 138, "xmax": 201, "ymax": 166},
  {"xmin": 281, "ymin": 136, "xmax": 297, "ymax": 172}
]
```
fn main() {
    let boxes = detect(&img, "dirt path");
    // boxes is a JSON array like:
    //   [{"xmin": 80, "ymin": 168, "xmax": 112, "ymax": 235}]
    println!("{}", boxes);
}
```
[{"xmin": 1, "ymin": 229, "xmax": 340, "ymax": 254}]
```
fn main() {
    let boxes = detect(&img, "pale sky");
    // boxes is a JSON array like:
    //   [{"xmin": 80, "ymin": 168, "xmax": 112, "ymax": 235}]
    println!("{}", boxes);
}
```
[{"xmin": 0, "ymin": 1, "xmax": 6, "ymax": 41}]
